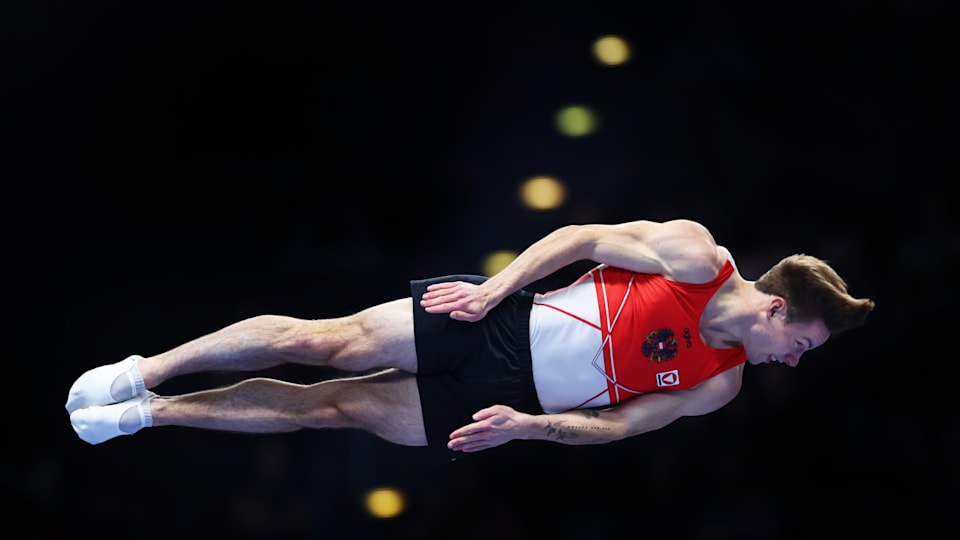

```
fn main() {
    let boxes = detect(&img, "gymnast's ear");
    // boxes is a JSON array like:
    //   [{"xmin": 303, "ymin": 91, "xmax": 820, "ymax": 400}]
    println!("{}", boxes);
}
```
[{"xmin": 767, "ymin": 296, "xmax": 786, "ymax": 320}]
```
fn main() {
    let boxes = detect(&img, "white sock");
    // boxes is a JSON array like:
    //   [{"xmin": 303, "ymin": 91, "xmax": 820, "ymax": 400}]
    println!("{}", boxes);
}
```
[
  {"xmin": 70, "ymin": 391, "xmax": 155, "ymax": 445},
  {"xmin": 65, "ymin": 355, "xmax": 146, "ymax": 413}
]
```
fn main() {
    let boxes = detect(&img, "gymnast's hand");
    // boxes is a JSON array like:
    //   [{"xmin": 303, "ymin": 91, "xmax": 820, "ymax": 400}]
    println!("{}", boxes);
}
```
[
  {"xmin": 447, "ymin": 405, "xmax": 529, "ymax": 452},
  {"xmin": 420, "ymin": 281, "xmax": 495, "ymax": 322}
]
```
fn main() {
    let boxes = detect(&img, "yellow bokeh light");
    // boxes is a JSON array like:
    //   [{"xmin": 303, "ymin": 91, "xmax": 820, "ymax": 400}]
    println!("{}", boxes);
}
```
[
  {"xmin": 482, "ymin": 250, "xmax": 518, "ymax": 277},
  {"xmin": 555, "ymin": 105, "xmax": 598, "ymax": 137},
  {"xmin": 364, "ymin": 487, "xmax": 405, "ymax": 519},
  {"xmin": 520, "ymin": 176, "xmax": 566, "ymax": 210},
  {"xmin": 593, "ymin": 35, "xmax": 630, "ymax": 66}
]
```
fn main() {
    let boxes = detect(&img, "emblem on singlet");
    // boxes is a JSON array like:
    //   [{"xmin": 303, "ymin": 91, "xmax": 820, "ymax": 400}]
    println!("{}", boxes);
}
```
[{"xmin": 641, "ymin": 328, "xmax": 679, "ymax": 362}]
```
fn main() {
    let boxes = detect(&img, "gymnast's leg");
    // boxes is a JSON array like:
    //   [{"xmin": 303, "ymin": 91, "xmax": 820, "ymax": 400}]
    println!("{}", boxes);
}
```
[
  {"xmin": 70, "ymin": 368, "xmax": 428, "ymax": 446},
  {"xmin": 65, "ymin": 298, "xmax": 417, "ymax": 414}
]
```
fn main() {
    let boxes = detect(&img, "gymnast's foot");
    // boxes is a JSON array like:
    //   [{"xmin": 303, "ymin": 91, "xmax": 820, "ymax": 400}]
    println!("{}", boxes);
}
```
[
  {"xmin": 66, "ymin": 355, "xmax": 146, "ymax": 413},
  {"xmin": 70, "ymin": 391, "xmax": 156, "ymax": 445}
]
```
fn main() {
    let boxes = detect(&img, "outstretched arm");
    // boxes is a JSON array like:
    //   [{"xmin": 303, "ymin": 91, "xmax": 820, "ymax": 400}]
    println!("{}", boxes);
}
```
[
  {"xmin": 447, "ymin": 366, "xmax": 742, "ymax": 452},
  {"xmin": 420, "ymin": 218, "xmax": 726, "ymax": 321}
]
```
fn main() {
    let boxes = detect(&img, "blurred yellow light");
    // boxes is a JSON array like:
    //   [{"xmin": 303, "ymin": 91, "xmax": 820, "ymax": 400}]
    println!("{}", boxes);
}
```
[
  {"xmin": 593, "ymin": 35, "xmax": 630, "ymax": 66},
  {"xmin": 482, "ymin": 250, "xmax": 518, "ymax": 277},
  {"xmin": 364, "ymin": 487, "xmax": 405, "ymax": 519},
  {"xmin": 520, "ymin": 176, "xmax": 566, "ymax": 210},
  {"xmin": 555, "ymin": 105, "xmax": 597, "ymax": 137}
]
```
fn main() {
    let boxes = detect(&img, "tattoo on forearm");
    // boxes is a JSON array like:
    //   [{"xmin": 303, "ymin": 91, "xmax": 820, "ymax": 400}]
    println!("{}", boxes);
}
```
[{"xmin": 543, "ymin": 410, "xmax": 611, "ymax": 443}]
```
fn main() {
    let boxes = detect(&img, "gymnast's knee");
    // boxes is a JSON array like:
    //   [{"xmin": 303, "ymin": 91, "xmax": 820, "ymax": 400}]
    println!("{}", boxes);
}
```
[
  {"xmin": 297, "ymin": 405, "xmax": 357, "ymax": 430},
  {"xmin": 293, "ymin": 384, "xmax": 364, "ymax": 430}
]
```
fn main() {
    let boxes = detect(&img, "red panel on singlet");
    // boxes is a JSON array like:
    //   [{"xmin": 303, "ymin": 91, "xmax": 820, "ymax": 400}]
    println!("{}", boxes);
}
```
[{"xmin": 587, "ymin": 261, "xmax": 746, "ymax": 404}]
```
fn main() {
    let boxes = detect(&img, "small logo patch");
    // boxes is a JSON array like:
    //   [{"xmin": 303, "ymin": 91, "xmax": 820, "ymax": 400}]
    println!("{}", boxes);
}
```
[{"xmin": 656, "ymin": 370, "xmax": 680, "ymax": 387}]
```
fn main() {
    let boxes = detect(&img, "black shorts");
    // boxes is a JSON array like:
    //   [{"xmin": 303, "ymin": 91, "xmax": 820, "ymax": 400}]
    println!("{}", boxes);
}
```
[{"xmin": 411, "ymin": 275, "xmax": 544, "ymax": 453}]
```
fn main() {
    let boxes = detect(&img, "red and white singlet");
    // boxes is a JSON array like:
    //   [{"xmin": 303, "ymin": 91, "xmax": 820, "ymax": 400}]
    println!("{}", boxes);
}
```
[{"xmin": 529, "ymin": 260, "xmax": 746, "ymax": 413}]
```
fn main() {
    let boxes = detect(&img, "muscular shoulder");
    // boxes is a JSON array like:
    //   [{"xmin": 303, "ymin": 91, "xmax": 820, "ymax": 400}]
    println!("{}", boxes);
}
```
[
  {"xmin": 578, "ymin": 219, "xmax": 727, "ymax": 282},
  {"xmin": 654, "ymin": 220, "xmax": 728, "ymax": 283},
  {"xmin": 682, "ymin": 365, "xmax": 743, "ymax": 416}
]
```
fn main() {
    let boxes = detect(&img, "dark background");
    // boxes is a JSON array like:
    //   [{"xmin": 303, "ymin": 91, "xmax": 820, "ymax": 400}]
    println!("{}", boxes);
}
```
[{"xmin": 3, "ymin": 1, "xmax": 956, "ymax": 538}]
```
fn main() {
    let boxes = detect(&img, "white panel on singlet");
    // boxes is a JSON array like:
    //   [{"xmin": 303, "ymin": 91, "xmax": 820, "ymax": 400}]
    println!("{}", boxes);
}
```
[{"xmin": 529, "ymin": 276, "xmax": 612, "ymax": 414}]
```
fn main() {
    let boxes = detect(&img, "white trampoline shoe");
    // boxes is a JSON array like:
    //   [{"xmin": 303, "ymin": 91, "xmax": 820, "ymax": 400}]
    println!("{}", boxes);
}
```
[
  {"xmin": 70, "ymin": 391, "xmax": 156, "ymax": 445},
  {"xmin": 65, "ymin": 355, "xmax": 146, "ymax": 413}
]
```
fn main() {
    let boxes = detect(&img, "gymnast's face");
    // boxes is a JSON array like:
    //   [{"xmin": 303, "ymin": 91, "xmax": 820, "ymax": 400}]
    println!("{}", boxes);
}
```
[{"xmin": 745, "ymin": 298, "xmax": 829, "ymax": 367}]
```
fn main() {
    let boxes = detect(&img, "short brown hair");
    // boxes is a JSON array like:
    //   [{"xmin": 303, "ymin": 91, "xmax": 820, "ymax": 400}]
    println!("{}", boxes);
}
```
[{"xmin": 755, "ymin": 254, "xmax": 875, "ymax": 336}]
